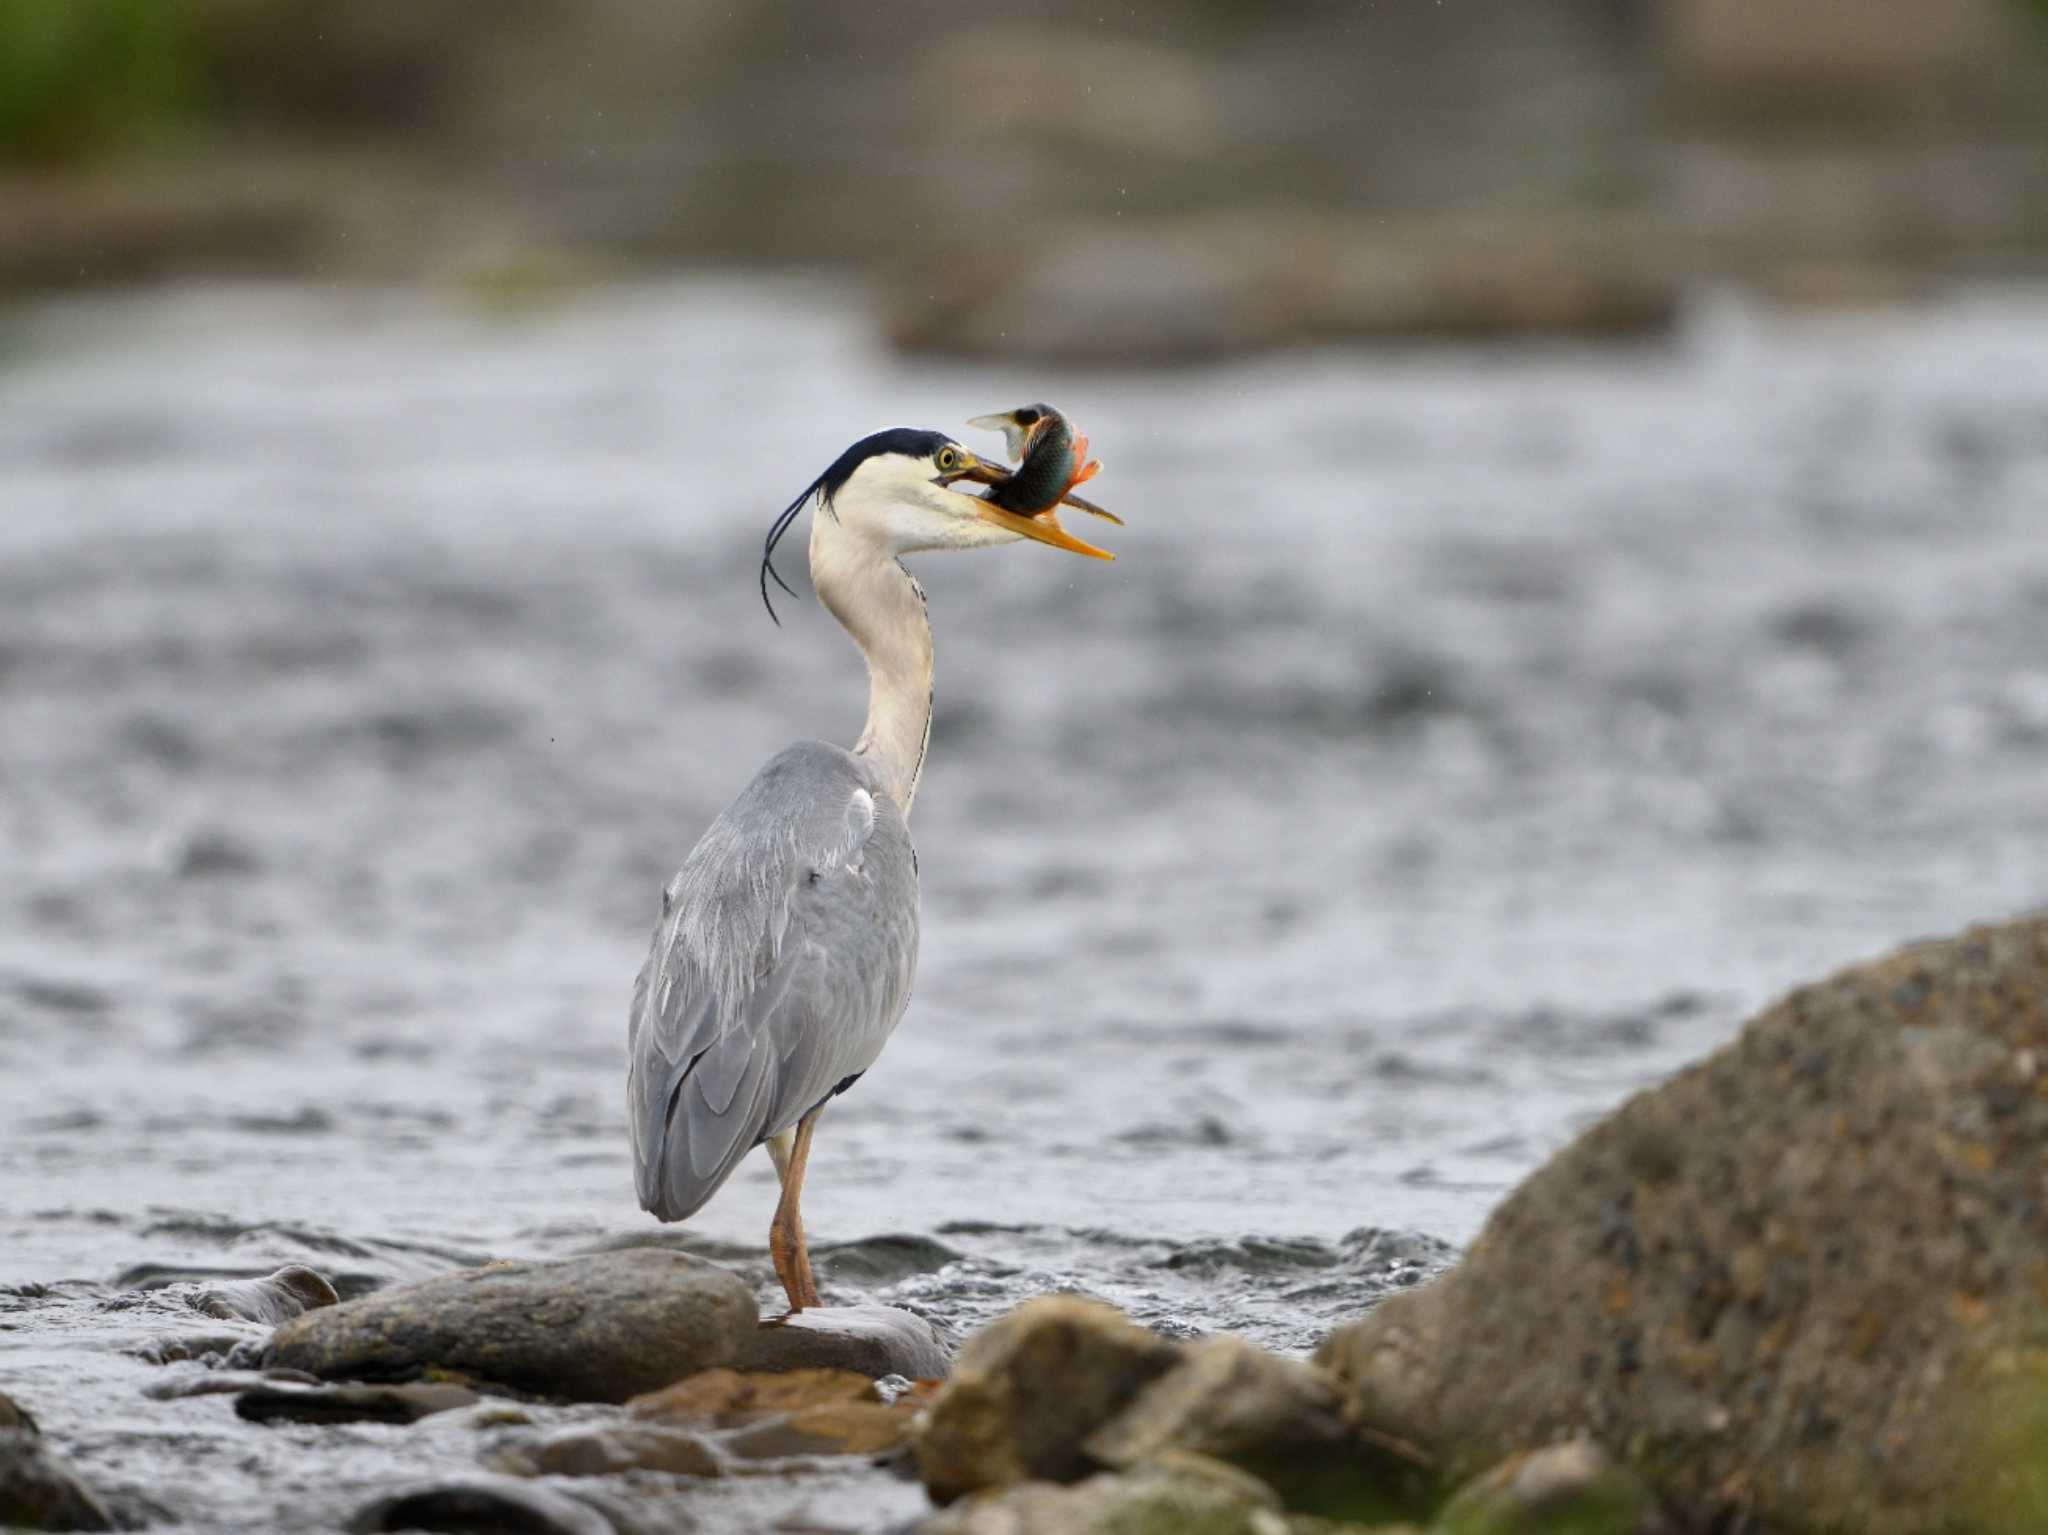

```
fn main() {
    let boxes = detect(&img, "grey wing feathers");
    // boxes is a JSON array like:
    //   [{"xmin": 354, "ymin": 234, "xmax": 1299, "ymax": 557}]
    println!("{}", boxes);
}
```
[{"xmin": 628, "ymin": 742, "xmax": 918, "ymax": 1223}]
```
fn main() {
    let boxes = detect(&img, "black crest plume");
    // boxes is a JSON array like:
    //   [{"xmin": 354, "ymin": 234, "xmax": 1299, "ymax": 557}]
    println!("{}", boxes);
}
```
[{"xmin": 758, "ymin": 428, "xmax": 956, "ymax": 625}]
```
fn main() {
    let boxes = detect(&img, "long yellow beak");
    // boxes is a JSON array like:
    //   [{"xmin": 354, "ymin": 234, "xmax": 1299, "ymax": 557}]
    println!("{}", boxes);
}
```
[
  {"xmin": 975, "ymin": 500, "xmax": 1116, "ymax": 560},
  {"xmin": 940, "ymin": 454, "xmax": 1117, "ymax": 560}
]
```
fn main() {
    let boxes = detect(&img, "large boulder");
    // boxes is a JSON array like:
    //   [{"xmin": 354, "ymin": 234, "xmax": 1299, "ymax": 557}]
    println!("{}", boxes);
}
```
[
  {"xmin": 267, "ymin": 1250, "xmax": 755, "ymax": 1403},
  {"xmin": 1318, "ymin": 915, "xmax": 2048, "ymax": 1534}
]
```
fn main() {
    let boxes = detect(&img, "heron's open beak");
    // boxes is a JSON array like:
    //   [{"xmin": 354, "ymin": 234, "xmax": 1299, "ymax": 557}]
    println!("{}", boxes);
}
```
[{"xmin": 938, "ymin": 452, "xmax": 1118, "ymax": 561}]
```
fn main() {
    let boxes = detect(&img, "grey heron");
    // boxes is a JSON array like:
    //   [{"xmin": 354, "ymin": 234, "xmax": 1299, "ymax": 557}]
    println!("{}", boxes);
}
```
[{"xmin": 627, "ymin": 423, "xmax": 1114, "ymax": 1313}]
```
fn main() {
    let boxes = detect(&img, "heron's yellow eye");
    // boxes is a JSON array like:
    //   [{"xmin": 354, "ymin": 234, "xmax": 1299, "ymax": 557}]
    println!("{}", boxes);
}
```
[{"xmin": 936, "ymin": 447, "xmax": 958, "ymax": 471}]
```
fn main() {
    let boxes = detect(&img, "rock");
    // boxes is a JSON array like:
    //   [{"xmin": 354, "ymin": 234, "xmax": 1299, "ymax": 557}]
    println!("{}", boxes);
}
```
[
  {"xmin": 115, "ymin": 1264, "xmax": 341, "ymax": 1321},
  {"xmin": 0, "ymin": 1391, "xmax": 37, "ymax": 1434},
  {"xmin": 267, "ymin": 1250, "xmax": 755, "ymax": 1403},
  {"xmin": 916, "ymin": 1455, "xmax": 1285, "ymax": 1534},
  {"xmin": 142, "ymin": 1365, "xmax": 320, "ymax": 1399},
  {"xmin": 0, "ymin": 1431, "xmax": 115, "ymax": 1532},
  {"xmin": 157, "ymin": 1265, "xmax": 340, "ymax": 1325},
  {"xmin": 234, "ymin": 1381, "xmax": 480, "ymax": 1425},
  {"xmin": 632, "ymin": 1366, "xmax": 920, "ymax": 1458},
  {"xmin": 732, "ymin": 1304, "xmax": 954, "ymax": 1379},
  {"xmin": 914, "ymin": 1297, "xmax": 1183, "ymax": 1505},
  {"xmin": 348, "ymin": 1476, "xmax": 614, "ymax": 1535},
  {"xmin": 129, "ymin": 1331, "xmax": 265, "ymax": 1365},
  {"xmin": 1317, "ymin": 915, "xmax": 2048, "ymax": 1535},
  {"xmin": 497, "ymin": 1420, "xmax": 722, "ymax": 1478},
  {"xmin": 1432, "ymin": 1442, "xmax": 1655, "ymax": 1535},
  {"xmin": 1084, "ymin": 1336, "xmax": 1433, "ymax": 1522}
]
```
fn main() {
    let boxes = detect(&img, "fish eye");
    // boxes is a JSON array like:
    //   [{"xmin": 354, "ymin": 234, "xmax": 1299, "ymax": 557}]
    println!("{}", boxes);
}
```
[{"xmin": 1014, "ymin": 408, "xmax": 1040, "ymax": 426}]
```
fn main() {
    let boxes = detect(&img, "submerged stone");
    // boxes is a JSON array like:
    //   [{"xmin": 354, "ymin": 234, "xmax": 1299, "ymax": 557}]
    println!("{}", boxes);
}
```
[
  {"xmin": 267, "ymin": 1249, "xmax": 755, "ymax": 1403},
  {"xmin": 235, "ymin": 1380, "xmax": 480, "ymax": 1424}
]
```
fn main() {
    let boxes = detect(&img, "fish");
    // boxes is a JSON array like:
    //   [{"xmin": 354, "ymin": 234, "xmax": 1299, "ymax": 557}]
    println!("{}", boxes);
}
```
[{"xmin": 966, "ymin": 404, "xmax": 1123, "ymax": 526}]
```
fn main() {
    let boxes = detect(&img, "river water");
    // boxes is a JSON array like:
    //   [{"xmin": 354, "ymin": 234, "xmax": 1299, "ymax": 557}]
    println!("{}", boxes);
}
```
[{"xmin": 2, "ymin": 280, "xmax": 2046, "ymax": 1529}]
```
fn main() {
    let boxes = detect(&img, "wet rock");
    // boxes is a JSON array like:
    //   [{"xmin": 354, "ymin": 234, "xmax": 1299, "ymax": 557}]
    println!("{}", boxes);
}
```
[
  {"xmin": 916, "ymin": 1455, "xmax": 1285, "ymax": 1534},
  {"xmin": 0, "ymin": 1431, "xmax": 115, "ymax": 1532},
  {"xmin": 267, "ymin": 1250, "xmax": 755, "ymax": 1403},
  {"xmin": 1317, "ymin": 915, "xmax": 2048, "ymax": 1535},
  {"xmin": 497, "ymin": 1419, "xmax": 722, "ymax": 1478},
  {"xmin": 186, "ymin": 1265, "xmax": 339, "ymax": 1324},
  {"xmin": 348, "ymin": 1475, "xmax": 614, "ymax": 1535},
  {"xmin": 632, "ymin": 1366, "xmax": 919, "ymax": 1458},
  {"xmin": 1085, "ymin": 1336, "xmax": 1433, "ymax": 1521},
  {"xmin": 732, "ymin": 1304, "xmax": 953, "ymax": 1379},
  {"xmin": 129, "ymin": 1330, "xmax": 260, "ymax": 1365},
  {"xmin": 1433, "ymin": 1442, "xmax": 1656, "ymax": 1535},
  {"xmin": 0, "ymin": 1391, "xmax": 37, "ymax": 1433},
  {"xmin": 235, "ymin": 1380, "xmax": 480, "ymax": 1424},
  {"xmin": 914, "ymin": 1297, "xmax": 1183, "ymax": 1505},
  {"xmin": 142, "ymin": 1364, "xmax": 319, "ymax": 1399}
]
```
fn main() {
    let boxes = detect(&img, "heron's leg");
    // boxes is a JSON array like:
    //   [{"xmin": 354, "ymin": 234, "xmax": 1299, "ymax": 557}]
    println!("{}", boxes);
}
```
[
  {"xmin": 765, "ymin": 1128, "xmax": 795, "ymax": 1184},
  {"xmin": 767, "ymin": 1110, "xmax": 823, "ymax": 1313}
]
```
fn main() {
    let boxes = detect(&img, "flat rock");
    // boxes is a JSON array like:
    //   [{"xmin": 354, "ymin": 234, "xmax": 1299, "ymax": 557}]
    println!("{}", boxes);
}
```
[
  {"xmin": 497, "ymin": 1419, "xmax": 722, "ymax": 1479},
  {"xmin": 1317, "ymin": 915, "xmax": 2048, "ymax": 1535},
  {"xmin": 142, "ymin": 1365, "xmax": 320, "ymax": 1400},
  {"xmin": 914, "ymin": 1297, "xmax": 1183, "ymax": 1505},
  {"xmin": 267, "ymin": 1250, "xmax": 755, "ymax": 1403},
  {"xmin": 0, "ymin": 1430, "xmax": 115, "ymax": 1532},
  {"xmin": 235, "ymin": 1381, "xmax": 480, "ymax": 1425},
  {"xmin": 732, "ymin": 1304, "xmax": 953, "ymax": 1379},
  {"xmin": 348, "ymin": 1476, "xmax": 614, "ymax": 1535},
  {"xmin": 632, "ymin": 1366, "xmax": 921, "ymax": 1459}
]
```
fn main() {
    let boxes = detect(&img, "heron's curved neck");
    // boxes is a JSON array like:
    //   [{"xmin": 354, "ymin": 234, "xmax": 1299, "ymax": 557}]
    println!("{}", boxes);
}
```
[{"xmin": 811, "ymin": 527, "xmax": 933, "ymax": 817}]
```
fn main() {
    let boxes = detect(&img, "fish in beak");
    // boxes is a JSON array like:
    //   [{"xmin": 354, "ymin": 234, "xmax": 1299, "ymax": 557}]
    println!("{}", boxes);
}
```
[
  {"xmin": 951, "ymin": 403, "xmax": 1121, "ymax": 558},
  {"xmin": 938, "ymin": 444, "xmax": 1116, "ymax": 561}
]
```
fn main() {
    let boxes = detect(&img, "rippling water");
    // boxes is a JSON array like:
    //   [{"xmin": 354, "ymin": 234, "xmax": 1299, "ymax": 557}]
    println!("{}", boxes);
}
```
[{"xmin": 3, "ymin": 280, "xmax": 2047, "ymax": 1529}]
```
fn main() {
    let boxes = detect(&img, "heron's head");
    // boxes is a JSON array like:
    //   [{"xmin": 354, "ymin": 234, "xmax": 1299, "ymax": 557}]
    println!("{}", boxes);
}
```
[{"xmin": 760, "ymin": 427, "xmax": 1112, "ymax": 622}]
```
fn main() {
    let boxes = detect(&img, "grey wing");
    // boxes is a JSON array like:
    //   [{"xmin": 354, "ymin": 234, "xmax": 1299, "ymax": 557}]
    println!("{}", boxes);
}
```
[{"xmin": 627, "ymin": 743, "xmax": 919, "ymax": 1223}]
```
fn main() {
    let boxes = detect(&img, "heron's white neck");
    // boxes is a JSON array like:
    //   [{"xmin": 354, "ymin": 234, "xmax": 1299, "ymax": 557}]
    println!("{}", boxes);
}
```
[{"xmin": 810, "ymin": 522, "xmax": 933, "ymax": 817}]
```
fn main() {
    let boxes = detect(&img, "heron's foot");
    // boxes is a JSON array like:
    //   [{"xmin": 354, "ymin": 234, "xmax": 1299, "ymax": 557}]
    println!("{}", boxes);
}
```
[{"xmin": 768, "ymin": 1219, "xmax": 822, "ymax": 1314}]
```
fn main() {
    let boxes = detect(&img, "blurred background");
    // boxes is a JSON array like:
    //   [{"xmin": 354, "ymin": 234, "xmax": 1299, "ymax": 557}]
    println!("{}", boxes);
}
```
[
  {"xmin": 4, "ymin": 4, "xmax": 2048, "ymax": 1523},
  {"xmin": 5, "ymin": 0, "xmax": 2048, "ymax": 329}
]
